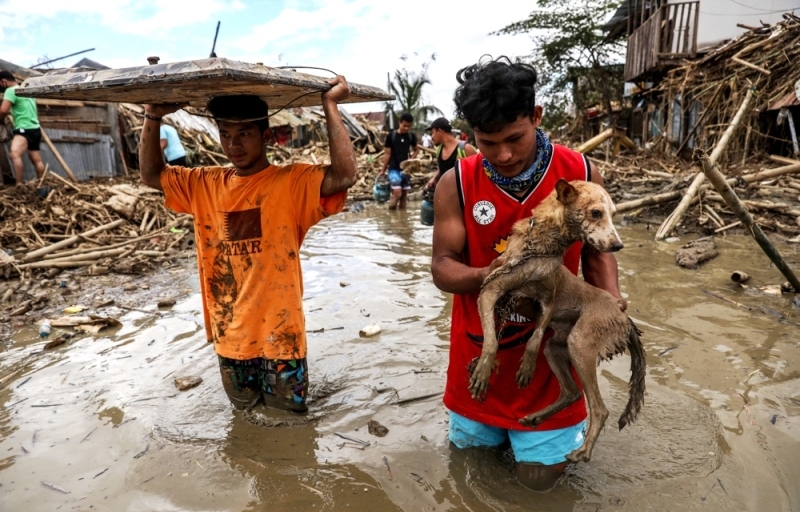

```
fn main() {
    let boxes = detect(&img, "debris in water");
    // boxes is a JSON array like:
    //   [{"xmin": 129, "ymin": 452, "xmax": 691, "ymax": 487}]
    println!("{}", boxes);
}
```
[
  {"xmin": 658, "ymin": 345, "xmax": 679, "ymax": 356},
  {"xmin": 676, "ymin": 239, "xmax": 718, "ymax": 269},
  {"xmin": 93, "ymin": 468, "xmax": 109, "ymax": 479},
  {"xmin": 133, "ymin": 444, "xmax": 150, "ymax": 459},
  {"xmin": 717, "ymin": 477, "xmax": 728, "ymax": 494},
  {"xmin": 44, "ymin": 333, "xmax": 73, "ymax": 350},
  {"xmin": 157, "ymin": 298, "xmax": 176, "ymax": 308},
  {"xmin": 334, "ymin": 432, "xmax": 370, "ymax": 446},
  {"xmin": 382, "ymin": 456, "xmax": 393, "ymax": 480},
  {"xmin": 63, "ymin": 305, "xmax": 88, "ymax": 314},
  {"xmin": 339, "ymin": 281, "xmax": 350, "ymax": 287},
  {"xmin": 770, "ymin": 414, "xmax": 778, "ymax": 425},
  {"xmin": 50, "ymin": 315, "xmax": 121, "ymax": 334},
  {"xmin": 16, "ymin": 376, "xmax": 32, "ymax": 388},
  {"xmin": 41, "ymin": 481, "xmax": 70, "ymax": 494},
  {"xmin": 299, "ymin": 482, "xmax": 324, "ymax": 496},
  {"xmin": 359, "ymin": 324, "xmax": 381, "ymax": 337},
  {"xmin": 174, "ymin": 376, "xmax": 202, "ymax": 391},
  {"xmin": 80, "ymin": 427, "xmax": 97, "ymax": 443},
  {"xmin": 394, "ymin": 392, "xmax": 443, "ymax": 406},
  {"xmin": 730, "ymin": 270, "xmax": 750, "ymax": 284},
  {"xmin": 702, "ymin": 290, "xmax": 752, "ymax": 311},
  {"xmin": 368, "ymin": 419, "xmax": 389, "ymax": 437},
  {"xmin": 21, "ymin": 445, "xmax": 29, "ymax": 454}
]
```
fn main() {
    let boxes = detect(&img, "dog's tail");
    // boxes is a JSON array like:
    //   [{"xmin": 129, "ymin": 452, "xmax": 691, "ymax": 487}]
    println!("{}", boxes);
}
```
[{"xmin": 618, "ymin": 318, "xmax": 646, "ymax": 430}]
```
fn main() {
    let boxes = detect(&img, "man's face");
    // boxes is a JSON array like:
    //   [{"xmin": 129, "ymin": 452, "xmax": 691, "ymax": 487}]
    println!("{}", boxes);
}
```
[
  {"xmin": 431, "ymin": 128, "xmax": 445, "ymax": 145},
  {"xmin": 473, "ymin": 106, "xmax": 543, "ymax": 178},
  {"xmin": 397, "ymin": 120, "xmax": 412, "ymax": 134},
  {"xmin": 0, "ymin": 78, "xmax": 12, "ymax": 90},
  {"xmin": 218, "ymin": 120, "xmax": 270, "ymax": 170}
]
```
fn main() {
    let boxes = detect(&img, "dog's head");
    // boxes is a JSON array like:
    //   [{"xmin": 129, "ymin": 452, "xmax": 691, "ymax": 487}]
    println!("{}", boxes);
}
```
[{"xmin": 555, "ymin": 179, "xmax": 623, "ymax": 253}]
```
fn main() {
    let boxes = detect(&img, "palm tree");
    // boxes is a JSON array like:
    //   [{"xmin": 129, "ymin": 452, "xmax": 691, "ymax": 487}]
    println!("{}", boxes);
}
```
[{"xmin": 385, "ymin": 69, "xmax": 442, "ymax": 131}]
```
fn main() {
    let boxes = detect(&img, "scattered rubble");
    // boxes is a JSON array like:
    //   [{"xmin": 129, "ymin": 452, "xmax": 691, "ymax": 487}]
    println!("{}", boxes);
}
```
[{"xmin": 676, "ymin": 239, "xmax": 719, "ymax": 269}]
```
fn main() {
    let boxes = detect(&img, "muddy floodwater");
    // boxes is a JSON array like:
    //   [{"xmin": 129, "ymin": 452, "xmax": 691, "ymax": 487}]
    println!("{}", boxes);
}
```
[{"xmin": 2, "ymin": 205, "xmax": 800, "ymax": 511}]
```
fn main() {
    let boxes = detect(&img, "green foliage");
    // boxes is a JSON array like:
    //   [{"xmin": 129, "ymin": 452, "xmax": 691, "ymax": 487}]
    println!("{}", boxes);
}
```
[
  {"xmin": 385, "ymin": 58, "xmax": 443, "ymax": 131},
  {"xmin": 495, "ymin": 0, "xmax": 624, "ymax": 132}
]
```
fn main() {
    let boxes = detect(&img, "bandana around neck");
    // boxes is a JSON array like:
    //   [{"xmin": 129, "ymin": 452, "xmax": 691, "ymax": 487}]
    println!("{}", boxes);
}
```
[{"xmin": 482, "ymin": 128, "xmax": 553, "ymax": 193}]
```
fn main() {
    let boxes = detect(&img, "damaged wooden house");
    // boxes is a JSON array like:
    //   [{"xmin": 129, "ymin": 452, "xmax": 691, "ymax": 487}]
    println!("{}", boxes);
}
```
[
  {"xmin": 1, "ymin": 58, "xmax": 125, "ymax": 185},
  {"xmin": 604, "ymin": 0, "xmax": 800, "ymax": 160}
]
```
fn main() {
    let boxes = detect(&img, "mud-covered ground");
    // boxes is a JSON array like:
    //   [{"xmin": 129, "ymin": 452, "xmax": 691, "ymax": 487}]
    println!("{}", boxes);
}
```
[{"xmin": 1, "ymin": 204, "xmax": 799, "ymax": 511}]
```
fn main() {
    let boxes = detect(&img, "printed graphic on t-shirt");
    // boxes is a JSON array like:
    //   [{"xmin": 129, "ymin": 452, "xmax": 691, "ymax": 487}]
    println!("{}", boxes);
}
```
[{"xmin": 219, "ymin": 208, "xmax": 263, "ymax": 257}]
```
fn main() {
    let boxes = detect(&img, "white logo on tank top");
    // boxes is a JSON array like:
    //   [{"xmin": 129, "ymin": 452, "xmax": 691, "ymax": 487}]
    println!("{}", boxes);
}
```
[{"xmin": 472, "ymin": 200, "xmax": 496, "ymax": 225}]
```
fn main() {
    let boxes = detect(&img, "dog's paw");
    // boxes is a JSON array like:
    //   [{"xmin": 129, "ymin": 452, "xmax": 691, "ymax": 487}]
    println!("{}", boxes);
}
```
[
  {"xmin": 566, "ymin": 445, "xmax": 591, "ymax": 463},
  {"xmin": 519, "ymin": 413, "xmax": 544, "ymax": 428},
  {"xmin": 515, "ymin": 354, "xmax": 536, "ymax": 388},
  {"xmin": 467, "ymin": 356, "xmax": 495, "ymax": 400}
]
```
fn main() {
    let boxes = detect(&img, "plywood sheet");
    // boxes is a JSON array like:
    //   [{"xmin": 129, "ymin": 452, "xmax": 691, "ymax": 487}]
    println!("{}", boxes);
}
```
[{"xmin": 16, "ymin": 58, "xmax": 393, "ymax": 109}]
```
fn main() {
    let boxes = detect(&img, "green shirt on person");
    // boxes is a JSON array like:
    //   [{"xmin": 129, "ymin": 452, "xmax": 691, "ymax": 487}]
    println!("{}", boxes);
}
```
[{"xmin": 3, "ymin": 85, "xmax": 39, "ymax": 130}]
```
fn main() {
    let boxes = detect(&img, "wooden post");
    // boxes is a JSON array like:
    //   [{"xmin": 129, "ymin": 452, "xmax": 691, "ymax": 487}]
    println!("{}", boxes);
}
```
[
  {"xmin": 701, "ymin": 155, "xmax": 800, "ymax": 292},
  {"xmin": 655, "ymin": 88, "xmax": 755, "ymax": 240},
  {"xmin": 40, "ymin": 127, "xmax": 79, "ymax": 183},
  {"xmin": 576, "ymin": 127, "xmax": 615, "ymax": 154},
  {"xmin": 21, "ymin": 219, "xmax": 126, "ymax": 262}
]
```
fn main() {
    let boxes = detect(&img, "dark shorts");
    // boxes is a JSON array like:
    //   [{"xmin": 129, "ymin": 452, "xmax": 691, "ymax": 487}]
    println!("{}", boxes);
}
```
[
  {"xmin": 218, "ymin": 355, "xmax": 308, "ymax": 412},
  {"xmin": 167, "ymin": 155, "xmax": 187, "ymax": 166},
  {"xmin": 13, "ymin": 128, "xmax": 41, "ymax": 151}
]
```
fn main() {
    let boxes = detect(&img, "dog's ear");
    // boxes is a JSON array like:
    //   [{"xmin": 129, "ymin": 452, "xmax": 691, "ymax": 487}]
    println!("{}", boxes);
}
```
[{"xmin": 556, "ymin": 179, "xmax": 578, "ymax": 204}]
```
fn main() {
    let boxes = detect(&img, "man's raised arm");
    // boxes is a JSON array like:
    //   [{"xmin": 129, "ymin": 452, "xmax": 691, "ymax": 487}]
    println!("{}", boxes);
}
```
[
  {"xmin": 320, "ymin": 76, "xmax": 357, "ymax": 197},
  {"xmin": 139, "ymin": 104, "xmax": 184, "ymax": 191}
]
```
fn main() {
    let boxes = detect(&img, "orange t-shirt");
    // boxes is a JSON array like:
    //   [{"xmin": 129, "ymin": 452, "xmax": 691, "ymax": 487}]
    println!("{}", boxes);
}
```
[{"xmin": 160, "ymin": 164, "xmax": 346, "ymax": 360}]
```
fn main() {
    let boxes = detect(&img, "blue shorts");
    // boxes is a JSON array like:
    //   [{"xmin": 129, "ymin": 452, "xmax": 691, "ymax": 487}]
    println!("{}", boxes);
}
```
[
  {"xmin": 388, "ymin": 169, "xmax": 411, "ymax": 190},
  {"xmin": 448, "ymin": 411, "xmax": 587, "ymax": 465}
]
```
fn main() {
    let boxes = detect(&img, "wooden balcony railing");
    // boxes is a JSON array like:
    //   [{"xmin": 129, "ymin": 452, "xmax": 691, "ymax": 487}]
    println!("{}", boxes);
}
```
[{"xmin": 625, "ymin": 1, "xmax": 699, "ymax": 82}]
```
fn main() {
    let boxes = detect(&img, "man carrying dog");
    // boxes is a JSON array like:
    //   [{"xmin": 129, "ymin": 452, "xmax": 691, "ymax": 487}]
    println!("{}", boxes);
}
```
[
  {"xmin": 430, "ymin": 57, "xmax": 625, "ymax": 491},
  {"xmin": 139, "ymin": 76, "xmax": 356, "ymax": 412}
]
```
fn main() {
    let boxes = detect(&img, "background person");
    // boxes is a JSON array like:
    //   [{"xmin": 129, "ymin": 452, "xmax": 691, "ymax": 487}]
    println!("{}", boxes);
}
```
[
  {"xmin": 138, "ymin": 76, "xmax": 357, "ymax": 413},
  {"xmin": 380, "ymin": 112, "xmax": 418, "ymax": 210},
  {"xmin": 425, "ymin": 117, "xmax": 477, "ymax": 190},
  {"xmin": 0, "ymin": 70, "xmax": 46, "ymax": 185},
  {"xmin": 160, "ymin": 123, "xmax": 188, "ymax": 166},
  {"xmin": 430, "ymin": 57, "xmax": 624, "ymax": 491}
]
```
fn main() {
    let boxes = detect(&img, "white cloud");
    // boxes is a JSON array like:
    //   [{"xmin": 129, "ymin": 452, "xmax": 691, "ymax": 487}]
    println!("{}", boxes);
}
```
[
  {"xmin": 227, "ymin": 0, "xmax": 536, "ymax": 116},
  {"xmin": 0, "ymin": 0, "xmax": 242, "ymax": 38}
]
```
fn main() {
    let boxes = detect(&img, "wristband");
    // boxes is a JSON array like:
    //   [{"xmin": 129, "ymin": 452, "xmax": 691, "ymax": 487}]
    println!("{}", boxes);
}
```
[{"xmin": 144, "ymin": 113, "xmax": 162, "ymax": 122}]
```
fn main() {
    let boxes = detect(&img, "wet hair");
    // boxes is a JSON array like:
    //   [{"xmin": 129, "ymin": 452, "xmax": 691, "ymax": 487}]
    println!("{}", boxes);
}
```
[
  {"xmin": 0, "ymin": 70, "xmax": 16, "ymax": 82},
  {"xmin": 453, "ymin": 56, "xmax": 538, "ymax": 133},
  {"xmin": 207, "ymin": 95, "xmax": 270, "ymax": 132},
  {"xmin": 400, "ymin": 113, "xmax": 413, "ymax": 124}
]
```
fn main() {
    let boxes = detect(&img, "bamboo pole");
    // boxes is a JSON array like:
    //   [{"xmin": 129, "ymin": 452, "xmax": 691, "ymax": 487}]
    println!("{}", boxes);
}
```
[
  {"xmin": 576, "ymin": 127, "xmax": 615, "ymax": 154},
  {"xmin": 655, "ymin": 88, "xmax": 756, "ymax": 240},
  {"xmin": 616, "ymin": 160, "xmax": 800, "ymax": 214},
  {"xmin": 20, "ymin": 219, "xmax": 126, "ymax": 262},
  {"xmin": 18, "ymin": 248, "xmax": 129, "ymax": 268},
  {"xmin": 701, "ymin": 154, "xmax": 800, "ymax": 292},
  {"xmin": 40, "ymin": 127, "xmax": 79, "ymax": 183}
]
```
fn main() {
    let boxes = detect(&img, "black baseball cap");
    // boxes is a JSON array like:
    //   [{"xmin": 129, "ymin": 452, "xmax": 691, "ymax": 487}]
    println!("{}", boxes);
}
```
[{"xmin": 426, "ymin": 117, "xmax": 452, "ymax": 132}]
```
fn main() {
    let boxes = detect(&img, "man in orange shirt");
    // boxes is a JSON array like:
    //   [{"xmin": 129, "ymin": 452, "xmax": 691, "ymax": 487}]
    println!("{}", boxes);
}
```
[{"xmin": 139, "ymin": 77, "xmax": 357, "ymax": 412}]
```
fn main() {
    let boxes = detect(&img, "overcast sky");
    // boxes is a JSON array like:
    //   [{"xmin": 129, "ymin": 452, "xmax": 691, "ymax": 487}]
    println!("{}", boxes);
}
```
[{"xmin": 0, "ymin": 0, "xmax": 538, "ymax": 118}]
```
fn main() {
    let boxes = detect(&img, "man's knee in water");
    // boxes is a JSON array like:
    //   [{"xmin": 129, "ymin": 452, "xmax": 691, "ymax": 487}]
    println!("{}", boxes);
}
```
[{"xmin": 515, "ymin": 461, "xmax": 568, "ymax": 491}]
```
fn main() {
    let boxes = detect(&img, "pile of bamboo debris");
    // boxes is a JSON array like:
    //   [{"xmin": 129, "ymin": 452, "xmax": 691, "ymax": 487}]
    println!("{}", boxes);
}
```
[
  {"xmin": 653, "ymin": 13, "xmax": 800, "ymax": 162},
  {"xmin": 0, "ymin": 175, "xmax": 193, "ymax": 281},
  {"xmin": 598, "ymin": 152, "xmax": 800, "ymax": 238}
]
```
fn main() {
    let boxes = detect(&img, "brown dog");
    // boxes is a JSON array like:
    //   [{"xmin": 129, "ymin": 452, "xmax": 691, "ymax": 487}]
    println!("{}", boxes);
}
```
[{"xmin": 468, "ymin": 179, "xmax": 645, "ymax": 463}]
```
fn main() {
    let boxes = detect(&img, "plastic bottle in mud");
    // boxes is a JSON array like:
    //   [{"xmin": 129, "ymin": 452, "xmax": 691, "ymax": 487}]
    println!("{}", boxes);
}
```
[{"xmin": 39, "ymin": 320, "xmax": 51, "ymax": 338}]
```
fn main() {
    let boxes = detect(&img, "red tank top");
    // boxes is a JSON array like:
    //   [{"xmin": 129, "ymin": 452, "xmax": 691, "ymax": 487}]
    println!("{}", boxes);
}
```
[{"xmin": 443, "ymin": 145, "xmax": 591, "ymax": 431}]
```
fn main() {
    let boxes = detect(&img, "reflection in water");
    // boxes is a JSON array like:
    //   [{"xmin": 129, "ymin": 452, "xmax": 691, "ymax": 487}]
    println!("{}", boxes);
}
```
[{"xmin": 0, "ymin": 204, "xmax": 798, "ymax": 511}]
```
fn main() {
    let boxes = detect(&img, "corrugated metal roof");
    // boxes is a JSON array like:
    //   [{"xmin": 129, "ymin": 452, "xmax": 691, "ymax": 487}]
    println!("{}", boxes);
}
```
[{"xmin": 6, "ymin": 127, "xmax": 117, "ymax": 182}]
